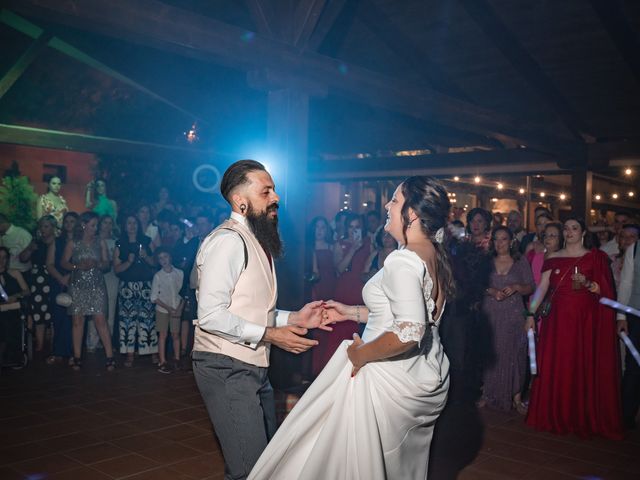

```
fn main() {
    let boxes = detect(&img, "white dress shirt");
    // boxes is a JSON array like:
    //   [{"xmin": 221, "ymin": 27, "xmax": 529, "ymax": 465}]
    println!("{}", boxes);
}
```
[
  {"xmin": 150, "ymin": 266, "xmax": 184, "ymax": 313},
  {"xmin": 601, "ymin": 237, "xmax": 620, "ymax": 257},
  {"xmin": 197, "ymin": 212, "xmax": 290, "ymax": 348},
  {"xmin": 617, "ymin": 241, "xmax": 637, "ymax": 321}
]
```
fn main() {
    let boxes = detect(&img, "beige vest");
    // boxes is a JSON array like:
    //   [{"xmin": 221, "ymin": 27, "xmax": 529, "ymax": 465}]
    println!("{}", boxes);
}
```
[{"xmin": 193, "ymin": 219, "xmax": 277, "ymax": 367}]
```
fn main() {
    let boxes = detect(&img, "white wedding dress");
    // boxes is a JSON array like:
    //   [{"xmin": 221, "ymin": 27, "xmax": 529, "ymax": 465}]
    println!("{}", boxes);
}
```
[{"xmin": 249, "ymin": 249, "xmax": 450, "ymax": 480}]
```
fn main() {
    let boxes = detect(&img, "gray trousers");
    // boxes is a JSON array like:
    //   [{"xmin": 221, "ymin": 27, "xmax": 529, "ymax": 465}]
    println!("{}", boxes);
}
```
[{"xmin": 192, "ymin": 350, "xmax": 277, "ymax": 480}]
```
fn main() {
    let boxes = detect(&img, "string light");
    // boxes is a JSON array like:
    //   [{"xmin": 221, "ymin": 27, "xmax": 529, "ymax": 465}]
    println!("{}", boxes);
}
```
[
  {"xmin": 629, "ymin": 191, "xmax": 635, "ymax": 198},
  {"xmin": 453, "ymin": 176, "xmax": 460, "ymax": 181},
  {"xmin": 474, "ymin": 176, "xmax": 481, "ymax": 183},
  {"xmin": 612, "ymin": 193, "xmax": 619, "ymax": 199},
  {"xmin": 625, "ymin": 168, "xmax": 632, "ymax": 176},
  {"xmin": 540, "ymin": 192, "xmax": 546, "ymax": 198},
  {"xmin": 519, "ymin": 188, "xmax": 525, "ymax": 194},
  {"xmin": 595, "ymin": 194, "xmax": 601, "ymax": 201},
  {"xmin": 497, "ymin": 183, "xmax": 503, "ymax": 190},
  {"xmin": 560, "ymin": 193, "xmax": 566, "ymax": 200}
]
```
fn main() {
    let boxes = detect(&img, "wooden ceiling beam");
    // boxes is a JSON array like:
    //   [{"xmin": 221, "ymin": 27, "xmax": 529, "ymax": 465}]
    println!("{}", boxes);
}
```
[
  {"xmin": 5, "ymin": 0, "xmax": 575, "ymax": 156},
  {"xmin": 305, "ymin": 0, "xmax": 349, "ymax": 51},
  {"xmin": 459, "ymin": 0, "xmax": 592, "ymax": 142},
  {"xmin": 293, "ymin": 0, "xmax": 328, "ymax": 48},
  {"xmin": 357, "ymin": 0, "xmax": 471, "ymax": 102},
  {"xmin": 0, "ymin": 30, "xmax": 51, "ymax": 100},
  {"xmin": 0, "ymin": 123, "xmax": 213, "ymax": 159},
  {"xmin": 309, "ymin": 148, "xmax": 560, "ymax": 180},
  {"xmin": 588, "ymin": 0, "xmax": 640, "ymax": 85}
]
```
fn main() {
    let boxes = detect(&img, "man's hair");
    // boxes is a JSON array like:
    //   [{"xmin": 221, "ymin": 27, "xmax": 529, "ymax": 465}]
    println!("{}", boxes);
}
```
[
  {"xmin": 623, "ymin": 224, "xmax": 640, "ymax": 236},
  {"xmin": 220, "ymin": 160, "xmax": 266, "ymax": 203},
  {"xmin": 155, "ymin": 246, "xmax": 173, "ymax": 259}
]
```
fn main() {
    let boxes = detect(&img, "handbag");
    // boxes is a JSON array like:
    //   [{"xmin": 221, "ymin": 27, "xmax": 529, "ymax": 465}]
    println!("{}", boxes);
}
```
[{"xmin": 536, "ymin": 257, "xmax": 581, "ymax": 318}]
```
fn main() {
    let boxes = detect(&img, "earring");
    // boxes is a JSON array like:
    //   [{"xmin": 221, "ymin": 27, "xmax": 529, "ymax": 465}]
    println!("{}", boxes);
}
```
[{"xmin": 240, "ymin": 204, "xmax": 246, "ymax": 214}]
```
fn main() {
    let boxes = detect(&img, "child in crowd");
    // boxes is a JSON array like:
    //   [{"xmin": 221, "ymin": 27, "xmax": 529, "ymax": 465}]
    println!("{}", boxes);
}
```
[{"xmin": 150, "ymin": 247, "xmax": 184, "ymax": 373}]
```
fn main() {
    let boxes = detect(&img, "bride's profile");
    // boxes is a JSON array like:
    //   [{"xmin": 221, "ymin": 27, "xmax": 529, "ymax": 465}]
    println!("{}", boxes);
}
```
[{"xmin": 249, "ymin": 176, "xmax": 454, "ymax": 479}]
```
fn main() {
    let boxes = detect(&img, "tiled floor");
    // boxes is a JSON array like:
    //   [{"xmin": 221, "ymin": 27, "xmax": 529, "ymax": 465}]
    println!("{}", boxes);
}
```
[{"xmin": 1, "ymin": 355, "xmax": 639, "ymax": 479}]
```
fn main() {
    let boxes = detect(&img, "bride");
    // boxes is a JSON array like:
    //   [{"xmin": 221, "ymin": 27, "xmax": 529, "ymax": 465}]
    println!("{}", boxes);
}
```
[{"xmin": 249, "ymin": 176, "xmax": 454, "ymax": 479}]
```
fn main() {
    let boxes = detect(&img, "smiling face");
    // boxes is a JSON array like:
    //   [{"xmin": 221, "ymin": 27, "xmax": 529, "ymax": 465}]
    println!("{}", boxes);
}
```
[
  {"xmin": 563, "ymin": 219, "xmax": 584, "ymax": 246},
  {"xmin": 235, "ymin": 170, "xmax": 280, "ymax": 220},
  {"xmin": 84, "ymin": 218, "xmax": 98, "ymax": 238},
  {"xmin": 492, "ymin": 228, "xmax": 511, "ymax": 255},
  {"xmin": 543, "ymin": 224, "xmax": 561, "ymax": 252},
  {"xmin": 384, "ymin": 184, "xmax": 406, "ymax": 244}
]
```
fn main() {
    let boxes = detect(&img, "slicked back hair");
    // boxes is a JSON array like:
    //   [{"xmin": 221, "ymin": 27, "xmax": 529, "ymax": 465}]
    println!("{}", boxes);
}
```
[{"xmin": 220, "ymin": 160, "xmax": 266, "ymax": 204}]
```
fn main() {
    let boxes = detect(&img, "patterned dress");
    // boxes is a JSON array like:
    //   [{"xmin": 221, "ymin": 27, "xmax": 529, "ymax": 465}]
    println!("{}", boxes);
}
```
[
  {"xmin": 68, "ymin": 239, "xmax": 107, "ymax": 316},
  {"xmin": 38, "ymin": 194, "xmax": 68, "ymax": 226},
  {"xmin": 27, "ymin": 240, "xmax": 52, "ymax": 325}
]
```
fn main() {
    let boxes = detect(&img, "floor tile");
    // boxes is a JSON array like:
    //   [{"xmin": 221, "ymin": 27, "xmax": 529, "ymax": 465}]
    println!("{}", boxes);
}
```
[{"xmin": 91, "ymin": 452, "xmax": 160, "ymax": 478}]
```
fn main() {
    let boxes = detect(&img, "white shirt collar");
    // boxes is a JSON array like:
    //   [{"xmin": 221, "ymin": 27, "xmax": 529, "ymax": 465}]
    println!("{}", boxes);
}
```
[{"xmin": 230, "ymin": 211, "xmax": 247, "ymax": 226}]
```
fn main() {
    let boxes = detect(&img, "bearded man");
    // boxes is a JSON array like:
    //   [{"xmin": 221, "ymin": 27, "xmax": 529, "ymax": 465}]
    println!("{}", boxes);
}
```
[{"xmin": 192, "ymin": 160, "xmax": 327, "ymax": 480}]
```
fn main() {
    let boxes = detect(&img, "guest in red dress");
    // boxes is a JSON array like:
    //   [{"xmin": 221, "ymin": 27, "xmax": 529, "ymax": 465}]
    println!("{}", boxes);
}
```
[
  {"xmin": 525, "ymin": 217, "xmax": 623, "ymax": 440},
  {"xmin": 312, "ymin": 213, "xmax": 371, "ymax": 375},
  {"xmin": 304, "ymin": 216, "xmax": 337, "ymax": 377}
]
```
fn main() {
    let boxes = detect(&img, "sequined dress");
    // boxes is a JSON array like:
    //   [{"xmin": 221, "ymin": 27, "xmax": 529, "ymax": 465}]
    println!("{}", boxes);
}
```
[{"xmin": 68, "ymin": 239, "xmax": 107, "ymax": 315}]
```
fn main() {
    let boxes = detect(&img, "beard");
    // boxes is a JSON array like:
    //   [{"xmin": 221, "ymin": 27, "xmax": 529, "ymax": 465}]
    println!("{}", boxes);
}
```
[{"xmin": 246, "ymin": 202, "xmax": 283, "ymax": 259}]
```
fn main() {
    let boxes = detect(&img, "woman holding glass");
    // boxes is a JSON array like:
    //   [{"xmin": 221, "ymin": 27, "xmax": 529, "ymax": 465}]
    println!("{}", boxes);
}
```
[{"xmin": 525, "ymin": 217, "xmax": 623, "ymax": 439}]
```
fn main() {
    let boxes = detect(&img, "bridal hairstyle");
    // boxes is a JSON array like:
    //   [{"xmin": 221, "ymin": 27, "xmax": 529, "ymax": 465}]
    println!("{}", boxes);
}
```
[
  {"xmin": 400, "ymin": 176, "xmax": 455, "ymax": 299},
  {"xmin": 220, "ymin": 160, "xmax": 266, "ymax": 203}
]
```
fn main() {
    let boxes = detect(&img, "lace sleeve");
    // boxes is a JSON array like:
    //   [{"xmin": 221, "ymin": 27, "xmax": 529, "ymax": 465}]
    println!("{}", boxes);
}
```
[
  {"xmin": 390, "ymin": 320, "xmax": 426, "ymax": 343},
  {"xmin": 382, "ymin": 251, "xmax": 428, "ymax": 344}
]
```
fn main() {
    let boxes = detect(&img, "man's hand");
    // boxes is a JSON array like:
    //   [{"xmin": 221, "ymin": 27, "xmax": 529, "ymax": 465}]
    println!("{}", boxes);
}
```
[
  {"xmin": 290, "ymin": 300, "xmax": 332, "ymax": 331},
  {"xmin": 263, "ymin": 325, "xmax": 318, "ymax": 354}
]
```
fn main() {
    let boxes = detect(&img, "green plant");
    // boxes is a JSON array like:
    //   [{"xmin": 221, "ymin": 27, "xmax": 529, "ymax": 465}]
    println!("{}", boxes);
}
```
[{"xmin": 0, "ymin": 175, "xmax": 38, "ymax": 232}]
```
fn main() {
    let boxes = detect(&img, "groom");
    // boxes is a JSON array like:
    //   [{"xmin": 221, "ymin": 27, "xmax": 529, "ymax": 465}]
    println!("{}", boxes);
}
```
[{"xmin": 192, "ymin": 159, "xmax": 327, "ymax": 479}]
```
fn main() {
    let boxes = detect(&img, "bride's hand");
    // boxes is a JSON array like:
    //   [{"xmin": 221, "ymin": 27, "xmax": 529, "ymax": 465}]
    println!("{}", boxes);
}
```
[
  {"xmin": 347, "ymin": 333, "xmax": 366, "ymax": 377},
  {"xmin": 322, "ymin": 300, "xmax": 352, "ymax": 326}
]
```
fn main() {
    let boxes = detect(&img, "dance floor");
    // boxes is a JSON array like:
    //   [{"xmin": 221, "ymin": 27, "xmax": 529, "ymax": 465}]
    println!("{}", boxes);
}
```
[{"xmin": 1, "ymin": 356, "xmax": 639, "ymax": 480}]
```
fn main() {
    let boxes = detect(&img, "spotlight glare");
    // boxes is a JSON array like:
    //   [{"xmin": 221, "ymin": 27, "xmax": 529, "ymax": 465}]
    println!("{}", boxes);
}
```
[
  {"xmin": 453, "ymin": 176, "xmax": 460, "ymax": 181},
  {"xmin": 560, "ymin": 193, "xmax": 566, "ymax": 200},
  {"xmin": 491, "ymin": 198, "xmax": 498, "ymax": 202},
  {"xmin": 625, "ymin": 168, "xmax": 632, "ymax": 175},
  {"xmin": 497, "ymin": 183, "xmax": 504, "ymax": 190},
  {"xmin": 540, "ymin": 192, "xmax": 546, "ymax": 198},
  {"xmin": 629, "ymin": 191, "xmax": 635, "ymax": 197},
  {"xmin": 474, "ymin": 176, "xmax": 481, "ymax": 183},
  {"xmin": 519, "ymin": 188, "xmax": 525, "ymax": 194}
]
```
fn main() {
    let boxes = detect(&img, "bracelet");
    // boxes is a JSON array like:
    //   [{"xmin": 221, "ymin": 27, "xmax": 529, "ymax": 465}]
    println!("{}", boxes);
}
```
[
  {"xmin": 522, "ymin": 309, "xmax": 535, "ymax": 318},
  {"xmin": 355, "ymin": 305, "xmax": 361, "ymax": 323}
]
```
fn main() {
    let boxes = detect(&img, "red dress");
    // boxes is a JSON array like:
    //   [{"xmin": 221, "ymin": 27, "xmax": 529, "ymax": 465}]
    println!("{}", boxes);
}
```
[
  {"xmin": 311, "ymin": 239, "xmax": 371, "ymax": 377},
  {"xmin": 526, "ymin": 249, "xmax": 623, "ymax": 439}
]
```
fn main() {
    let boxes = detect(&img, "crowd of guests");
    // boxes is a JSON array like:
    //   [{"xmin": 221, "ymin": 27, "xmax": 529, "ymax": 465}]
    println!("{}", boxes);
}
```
[
  {"xmin": 303, "ymin": 204, "xmax": 640, "ymax": 439},
  {"xmin": 2, "ymin": 173, "xmax": 639, "ymax": 440},
  {"xmin": 0, "ymin": 176, "xmax": 224, "ymax": 374}
]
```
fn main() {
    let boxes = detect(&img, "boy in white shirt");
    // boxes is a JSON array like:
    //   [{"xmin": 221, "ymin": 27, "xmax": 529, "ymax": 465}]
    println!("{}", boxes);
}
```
[{"xmin": 150, "ymin": 248, "xmax": 184, "ymax": 373}]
